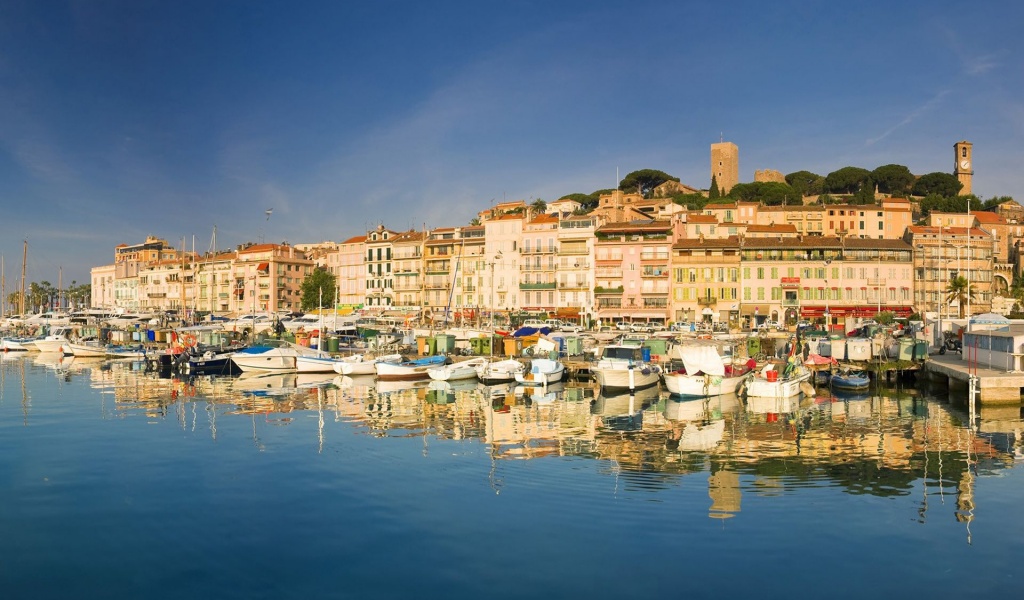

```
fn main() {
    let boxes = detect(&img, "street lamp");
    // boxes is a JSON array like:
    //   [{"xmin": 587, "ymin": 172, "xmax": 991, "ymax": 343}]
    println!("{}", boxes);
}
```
[
  {"xmin": 489, "ymin": 252, "xmax": 502, "ymax": 329},
  {"xmin": 944, "ymin": 242, "xmax": 963, "ymax": 320},
  {"xmin": 823, "ymin": 259, "xmax": 832, "ymax": 331}
]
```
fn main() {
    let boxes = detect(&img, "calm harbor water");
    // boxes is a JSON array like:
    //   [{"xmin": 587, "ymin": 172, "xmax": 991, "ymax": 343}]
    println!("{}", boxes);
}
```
[{"xmin": 1, "ymin": 353, "xmax": 1022, "ymax": 599}]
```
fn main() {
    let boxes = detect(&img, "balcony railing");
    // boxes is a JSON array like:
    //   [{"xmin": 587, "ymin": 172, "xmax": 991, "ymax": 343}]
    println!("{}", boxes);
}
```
[
  {"xmin": 520, "ymin": 264, "xmax": 556, "ymax": 272},
  {"xmin": 782, "ymin": 298, "xmax": 800, "ymax": 307},
  {"xmin": 697, "ymin": 296, "xmax": 717, "ymax": 306},
  {"xmin": 519, "ymin": 282, "xmax": 556, "ymax": 290},
  {"xmin": 594, "ymin": 286, "xmax": 624, "ymax": 294}
]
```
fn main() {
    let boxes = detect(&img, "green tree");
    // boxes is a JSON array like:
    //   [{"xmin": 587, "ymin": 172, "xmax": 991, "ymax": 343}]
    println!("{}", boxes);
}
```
[
  {"xmin": 785, "ymin": 170, "xmax": 823, "ymax": 197},
  {"xmin": 912, "ymin": 172, "xmax": 963, "ymax": 197},
  {"xmin": 530, "ymin": 198, "xmax": 547, "ymax": 215},
  {"xmin": 945, "ymin": 275, "xmax": 976, "ymax": 319},
  {"xmin": 870, "ymin": 164, "xmax": 914, "ymax": 196},
  {"xmin": 300, "ymin": 268, "xmax": 338, "ymax": 311},
  {"xmin": 670, "ymin": 192, "xmax": 709, "ymax": 210},
  {"xmin": 618, "ymin": 169, "xmax": 679, "ymax": 198},
  {"xmin": 727, "ymin": 181, "xmax": 801, "ymax": 205},
  {"xmin": 468, "ymin": 217, "xmax": 481, "ymax": 226},
  {"xmin": 875, "ymin": 311, "xmax": 895, "ymax": 325},
  {"xmin": 824, "ymin": 167, "xmax": 872, "ymax": 194},
  {"xmin": 709, "ymin": 174, "xmax": 721, "ymax": 199}
]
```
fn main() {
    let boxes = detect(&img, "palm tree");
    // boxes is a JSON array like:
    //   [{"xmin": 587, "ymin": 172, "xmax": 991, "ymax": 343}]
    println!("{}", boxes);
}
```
[
  {"xmin": 945, "ymin": 275, "xmax": 976, "ymax": 319},
  {"xmin": 530, "ymin": 199, "xmax": 547, "ymax": 217}
]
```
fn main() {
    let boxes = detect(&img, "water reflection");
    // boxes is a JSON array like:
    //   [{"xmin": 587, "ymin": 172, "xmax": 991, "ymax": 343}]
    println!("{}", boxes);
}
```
[{"xmin": 2, "ymin": 354, "xmax": 1022, "ymax": 531}]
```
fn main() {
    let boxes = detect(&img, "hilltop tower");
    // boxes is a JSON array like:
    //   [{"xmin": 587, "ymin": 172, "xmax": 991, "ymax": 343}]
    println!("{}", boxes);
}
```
[
  {"xmin": 711, "ymin": 142, "xmax": 739, "ymax": 194},
  {"xmin": 954, "ymin": 140, "xmax": 973, "ymax": 195}
]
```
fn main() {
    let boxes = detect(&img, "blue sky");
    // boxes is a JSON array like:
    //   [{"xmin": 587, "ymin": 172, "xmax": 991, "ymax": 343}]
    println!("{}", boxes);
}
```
[{"xmin": 1, "ymin": 0, "xmax": 1022, "ymax": 287}]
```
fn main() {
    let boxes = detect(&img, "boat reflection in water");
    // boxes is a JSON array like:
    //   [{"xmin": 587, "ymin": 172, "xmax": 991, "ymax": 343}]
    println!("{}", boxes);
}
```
[{"xmin": 4, "ymin": 353, "xmax": 1021, "ymax": 533}]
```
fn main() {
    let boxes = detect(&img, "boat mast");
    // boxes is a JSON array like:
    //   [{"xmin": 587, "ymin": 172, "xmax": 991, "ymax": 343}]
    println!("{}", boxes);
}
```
[
  {"xmin": 2, "ymin": 255, "xmax": 5, "ymax": 317},
  {"xmin": 20, "ymin": 239, "xmax": 27, "ymax": 315},
  {"xmin": 58, "ymin": 266, "xmax": 62, "ymax": 311}
]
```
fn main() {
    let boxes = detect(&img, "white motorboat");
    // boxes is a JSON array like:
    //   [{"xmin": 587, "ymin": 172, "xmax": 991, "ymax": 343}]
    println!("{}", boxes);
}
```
[
  {"xmin": 332, "ymin": 353, "xmax": 402, "ymax": 376},
  {"xmin": 375, "ymin": 355, "xmax": 447, "ymax": 381},
  {"xmin": 745, "ymin": 362, "xmax": 813, "ymax": 399},
  {"xmin": 31, "ymin": 326, "xmax": 75, "ymax": 354},
  {"xmin": 663, "ymin": 343, "xmax": 752, "ymax": 398},
  {"xmin": 591, "ymin": 343, "xmax": 661, "ymax": 392},
  {"xmin": 474, "ymin": 359, "xmax": 526, "ymax": 385},
  {"xmin": 514, "ymin": 358, "xmax": 565, "ymax": 386},
  {"xmin": 427, "ymin": 356, "xmax": 487, "ymax": 382},
  {"xmin": 295, "ymin": 353, "xmax": 348, "ymax": 374},
  {"xmin": 230, "ymin": 341, "xmax": 314, "ymax": 373}
]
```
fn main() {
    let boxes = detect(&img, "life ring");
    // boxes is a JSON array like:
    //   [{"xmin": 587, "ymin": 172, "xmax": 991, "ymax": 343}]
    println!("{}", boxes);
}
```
[{"xmin": 183, "ymin": 334, "xmax": 197, "ymax": 347}]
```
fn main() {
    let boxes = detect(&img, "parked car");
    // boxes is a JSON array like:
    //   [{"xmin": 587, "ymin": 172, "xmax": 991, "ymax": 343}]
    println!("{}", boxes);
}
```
[
  {"xmin": 615, "ymin": 321, "xmax": 632, "ymax": 331},
  {"xmin": 630, "ymin": 322, "xmax": 653, "ymax": 333},
  {"xmin": 759, "ymin": 320, "xmax": 782, "ymax": 330}
]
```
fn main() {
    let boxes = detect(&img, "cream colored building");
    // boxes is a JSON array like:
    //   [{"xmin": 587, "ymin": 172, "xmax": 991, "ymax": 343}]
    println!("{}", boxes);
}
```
[
  {"xmin": 232, "ymin": 243, "xmax": 314, "ymax": 314},
  {"xmin": 556, "ymin": 214, "xmax": 597, "ymax": 325},
  {"xmin": 90, "ymin": 264, "xmax": 116, "ymax": 308},
  {"xmin": 520, "ymin": 213, "xmax": 560, "ymax": 315},
  {"xmin": 670, "ymin": 236, "xmax": 741, "ymax": 325},
  {"xmin": 334, "ymin": 235, "xmax": 367, "ymax": 310},
  {"xmin": 905, "ymin": 225, "xmax": 994, "ymax": 316},
  {"xmin": 484, "ymin": 214, "xmax": 524, "ymax": 316}
]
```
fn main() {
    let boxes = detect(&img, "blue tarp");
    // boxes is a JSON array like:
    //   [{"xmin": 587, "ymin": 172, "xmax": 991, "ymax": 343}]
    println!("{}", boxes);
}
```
[{"xmin": 512, "ymin": 326, "xmax": 552, "ymax": 337}]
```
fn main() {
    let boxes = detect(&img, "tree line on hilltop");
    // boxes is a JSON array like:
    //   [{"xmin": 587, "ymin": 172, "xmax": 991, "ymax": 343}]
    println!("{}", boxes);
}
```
[{"xmin": 545, "ymin": 165, "xmax": 1014, "ymax": 218}]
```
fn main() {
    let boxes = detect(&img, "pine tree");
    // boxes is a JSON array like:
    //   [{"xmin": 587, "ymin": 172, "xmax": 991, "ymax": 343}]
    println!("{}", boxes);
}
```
[{"xmin": 709, "ymin": 174, "xmax": 721, "ymax": 199}]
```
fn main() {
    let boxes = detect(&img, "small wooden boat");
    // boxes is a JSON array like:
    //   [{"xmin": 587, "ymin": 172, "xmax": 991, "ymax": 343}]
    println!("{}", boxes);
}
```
[
  {"xmin": 514, "ymin": 358, "xmax": 565, "ymax": 386},
  {"xmin": 375, "ymin": 355, "xmax": 447, "ymax": 381},
  {"xmin": 474, "ymin": 359, "xmax": 525, "ymax": 385},
  {"xmin": 427, "ymin": 356, "xmax": 487, "ymax": 382},
  {"xmin": 829, "ymin": 367, "xmax": 870, "ymax": 391}
]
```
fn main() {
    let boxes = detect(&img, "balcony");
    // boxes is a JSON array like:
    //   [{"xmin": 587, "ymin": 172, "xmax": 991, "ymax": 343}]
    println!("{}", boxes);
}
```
[
  {"xmin": 697, "ymin": 296, "xmax": 717, "ymax": 306},
  {"xmin": 866, "ymin": 278, "xmax": 886, "ymax": 287},
  {"xmin": 782, "ymin": 298, "xmax": 800, "ymax": 307},
  {"xmin": 639, "ymin": 253, "xmax": 670, "ymax": 263},
  {"xmin": 558, "ymin": 246, "xmax": 589, "ymax": 255},
  {"xmin": 558, "ymin": 283, "xmax": 589, "ymax": 291},
  {"xmin": 594, "ymin": 286, "xmax": 624, "ymax": 295},
  {"xmin": 148, "ymin": 292, "xmax": 167, "ymax": 298},
  {"xmin": 521, "ymin": 247, "xmax": 557, "ymax": 255},
  {"xmin": 520, "ymin": 264, "xmax": 556, "ymax": 272},
  {"xmin": 519, "ymin": 282, "xmax": 556, "ymax": 290}
]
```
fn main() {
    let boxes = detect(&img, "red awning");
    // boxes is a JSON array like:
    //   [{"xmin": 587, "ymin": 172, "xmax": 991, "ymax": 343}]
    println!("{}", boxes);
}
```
[{"xmin": 257, "ymin": 262, "xmax": 270, "ymax": 272}]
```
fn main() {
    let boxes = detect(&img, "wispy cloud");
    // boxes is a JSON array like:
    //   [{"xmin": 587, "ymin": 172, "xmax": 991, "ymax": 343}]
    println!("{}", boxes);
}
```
[{"xmin": 865, "ymin": 89, "xmax": 950, "ymax": 146}]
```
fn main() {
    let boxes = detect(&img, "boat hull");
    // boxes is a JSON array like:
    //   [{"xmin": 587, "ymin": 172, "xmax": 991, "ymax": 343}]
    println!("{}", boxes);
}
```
[
  {"xmin": 475, "ymin": 359, "xmax": 525, "ymax": 385},
  {"xmin": 745, "ymin": 370, "xmax": 812, "ymax": 398},
  {"xmin": 592, "ymin": 364, "xmax": 661, "ymax": 392},
  {"xmin": 67, "ymin": 342, "xmax": 108, "ymax": 357},
  {"xmin": 230, "ymin": 348, "xmax": 298, "ymax": 373},
  {"xmin": 514, "ymin": 359, "xmax": 565, "ymax": 385},
  {"xmin": 664, "ymin": 372, "xmax": 747, "ymax": 398},
  {"xmin": 375, "ymin": 356, "xmax": 446, "ymax": 381}
]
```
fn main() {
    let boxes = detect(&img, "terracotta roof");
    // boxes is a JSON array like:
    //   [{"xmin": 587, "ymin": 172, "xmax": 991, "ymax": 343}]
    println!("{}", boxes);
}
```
[
  {"xmin": 529, "ymin": 213, "xmax": 559, "ymax": 224},
  {"xmin": 746, "ymin": 224, "xmax": 798, "ymax": 233},
  {"xmin": 760, "ymin": 205, "xmax": 823, "ymax": 212},
  {"xmin": 971, "ymin": 211, "xmax": 1005, "ymax": 224},
  {"xmin": 704, "ymin": 203, "xmax": 737, "ymax": 210},
  {"xmin": 492, "ymin": 213, "xmax": 524, "ymax": 221},
  {"xmin": 742, "ymin": 236, "xmax": 911, "ymax": 250},
  {"xmin": 340, "ymin": 235, "xmax": 366, "ymax": 244},
  {"xmin": 391, "ymin": 231, "xmax": 426, "ymax": 243},
  {"xmin": 238, "ymin": 243, "xmax": 286, "ymax": 254},
  {"xmin": 687, "ymin": 214, "xmax": 718, "ymax": 224}
]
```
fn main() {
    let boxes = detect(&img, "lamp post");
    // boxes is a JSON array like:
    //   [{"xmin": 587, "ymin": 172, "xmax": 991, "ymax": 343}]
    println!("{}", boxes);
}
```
[
  {"xmin": 823, "ymin": 259, "xmax": 832, "ymax": 332},
  {"xmin": 944, "ymin": 242, "xmax": 962, "ymax": 319},
  {"xmin": 489, "ymin": 252, "xmax": 502, "ymax": 329}
]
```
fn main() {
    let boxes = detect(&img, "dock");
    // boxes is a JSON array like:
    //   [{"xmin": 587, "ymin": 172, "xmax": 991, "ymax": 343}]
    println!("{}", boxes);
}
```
[{"xmin": 925, "ymin": 353, "xmax": 1024, "ymax": 405}]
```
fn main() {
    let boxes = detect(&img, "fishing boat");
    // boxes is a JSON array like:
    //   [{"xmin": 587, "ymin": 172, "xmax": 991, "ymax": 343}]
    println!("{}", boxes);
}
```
[
  {"xmin": 474, "ymin": 358, "xmax": 526, "ymax": 385},
  {"xmin": 663, "ymin": 343, "xmax": 752, "ymax": 398},
  {"xmin": 427, "ymin": 356, "xmax": 488, "ymax": 382},
  {"xmin": 745, "ymin": 361, "xmax": 813, "ymax": 399},
  {"xmin": 591, "ymin": 343, "xmax": 661, "ymax": 392},
  {"xmin": 829, "ymin": 367, "xmax": 870, "ymax": 391},
  {"xmin": 1, "ymin": 336, "xmax": 35, "ymax": 352},
  {"xmin": 514, "ymin": 357, "xmax": 565, "ymax": 386},
  {"xmin": 332, "ymin": 353, "xmax": 402, "ymax": 376},
  {"xmin": 66, "ymin": 338, "xmax": 109, "ymax": 357},
  {"xmin": 104, "ymin": 345, "xmax": 148, "ymax": 359},
  {"xmin": 375, "ymin": 355, "xmax": 447, "ymax": 381}
]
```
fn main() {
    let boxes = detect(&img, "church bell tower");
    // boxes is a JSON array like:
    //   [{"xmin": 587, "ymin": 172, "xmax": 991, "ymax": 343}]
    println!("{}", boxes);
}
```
[{"xmin": 954, "ymin": 140, "xmax": 973, "ymax": 195}]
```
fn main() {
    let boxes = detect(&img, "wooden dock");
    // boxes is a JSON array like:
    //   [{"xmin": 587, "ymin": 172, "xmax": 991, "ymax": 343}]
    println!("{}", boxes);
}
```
[{"xmin": 926, "ymin": 353, "xmax": 1024, "ymax": 405}]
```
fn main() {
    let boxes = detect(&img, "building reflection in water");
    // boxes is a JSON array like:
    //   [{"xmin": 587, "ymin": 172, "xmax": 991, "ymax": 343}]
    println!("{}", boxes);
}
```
[{"xmin": 4, "ymin": 354, "xmax": 1022, "ymax": 532}]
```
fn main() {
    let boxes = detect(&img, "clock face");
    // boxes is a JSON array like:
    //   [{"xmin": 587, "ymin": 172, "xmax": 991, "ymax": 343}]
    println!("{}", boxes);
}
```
[{"xmin": 960, "ymin": 159, "xmax": 971, "ymax": 170}]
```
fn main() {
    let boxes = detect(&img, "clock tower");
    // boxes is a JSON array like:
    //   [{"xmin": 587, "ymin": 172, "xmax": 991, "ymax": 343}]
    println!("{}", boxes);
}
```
[{"xmin": 954, "ymin": 140, "xmax": 973, "ymax": 195}]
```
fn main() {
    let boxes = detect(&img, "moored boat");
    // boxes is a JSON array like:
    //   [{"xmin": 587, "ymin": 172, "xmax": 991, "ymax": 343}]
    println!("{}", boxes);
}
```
[
  {"xmin": 230, "ymin": 341, "xmax": 309, "ymax": 373},
  {"xmin": 829, "ymin": 367, "xmax": 870, "ymax": 391},
  {"xmin": 745, "ymin": 362, "xmax": 813, "ymax": 399},
  {"xmin": 474, "ymin": 358, "xmax": 526, "ymax": 385},
  {"xmin": 514, "ymin": 357, "xmax": 565, "ymax": 386},
  {"xmin": 332, "ymin": 353, "xmax": 402, "ymax": 376},
  {"xmin": 591, "ymin": 343, "xmax": 661, "ymax": 392},
  {"xmin": 375, "ymin": 355, "xmax": 447, "ymax": 381},
  {"xmin": 663, "ymin": 343, "xmax": 752, "ymax": 398},
  {"xmin": 427, "ymin": 356, "xmax": 488, "ymax": 382}
]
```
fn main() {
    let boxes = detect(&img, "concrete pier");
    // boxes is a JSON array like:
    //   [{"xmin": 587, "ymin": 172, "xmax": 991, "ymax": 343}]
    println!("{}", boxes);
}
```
[{"xmin": 926, "ymin": 354, "xmax": 1024, "ymax": 405}]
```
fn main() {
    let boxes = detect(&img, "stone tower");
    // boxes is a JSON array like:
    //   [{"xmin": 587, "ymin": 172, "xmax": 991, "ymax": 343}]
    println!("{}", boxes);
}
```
[
  {"xmin": 711, "ymin": 142, "xmax": 739, "ymax": 194},
  {"xmin": 954, "ymin": 140, "xmax": 973, "ymax": 195}
]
